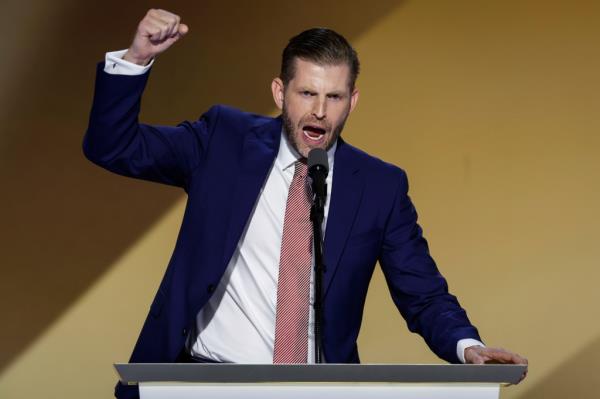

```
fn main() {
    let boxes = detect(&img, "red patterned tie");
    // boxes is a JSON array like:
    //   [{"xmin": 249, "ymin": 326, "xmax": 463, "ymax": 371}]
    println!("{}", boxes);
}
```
[{"xmin": 273, "ymin": 160, "xmax": 313, "ymax": 363}]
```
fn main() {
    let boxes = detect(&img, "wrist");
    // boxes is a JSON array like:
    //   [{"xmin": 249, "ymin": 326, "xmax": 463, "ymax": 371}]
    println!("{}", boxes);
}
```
[
  {"xmin": 457, "ymin": 338, "xmax": 485, "ymax": 363},
  {"xmin": 123, "ymin": 49, "xmax": 152, "ymax": 66}
]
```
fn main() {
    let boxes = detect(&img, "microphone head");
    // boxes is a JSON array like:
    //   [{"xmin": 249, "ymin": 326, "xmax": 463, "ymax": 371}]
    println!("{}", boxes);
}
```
[{"xmin": 308, "ymin": 148, "xmax": 329, "ymax": 176}]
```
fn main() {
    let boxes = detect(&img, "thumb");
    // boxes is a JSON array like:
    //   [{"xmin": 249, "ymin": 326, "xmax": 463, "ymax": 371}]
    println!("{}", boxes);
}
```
[
  {"xmin": 465, "ymin": 350, "xmax": 487, "ymax": 364},
  {"xmin": 178, "ymin": 23, "xmax": 189, "ymax": 36},
  {"xmin": 472, "ymin": 355, "xmax": 487, "ymax": 364},
  {"xmin": 163, "ymin": 24, "xmax": 188, "ymax": 48}
]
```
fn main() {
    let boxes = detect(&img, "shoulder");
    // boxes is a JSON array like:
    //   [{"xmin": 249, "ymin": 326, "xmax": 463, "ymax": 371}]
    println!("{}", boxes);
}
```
[
  {"xmin": 338, "ymin": 139, "xmax": 408, "ymax": 186},
  {"xmin": 201, "ymin": 104, "xmax": 275, "ymax": 130}
]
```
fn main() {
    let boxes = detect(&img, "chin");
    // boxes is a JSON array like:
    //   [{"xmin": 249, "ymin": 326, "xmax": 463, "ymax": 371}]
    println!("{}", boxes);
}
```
[{"xmin": 295, "ymin": 136, "xmax": 329, "ymax": 158}]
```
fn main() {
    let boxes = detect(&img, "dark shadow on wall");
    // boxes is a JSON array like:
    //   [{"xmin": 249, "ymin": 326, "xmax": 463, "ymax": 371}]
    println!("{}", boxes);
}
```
[
  {"xmin": 515, "ymin": 335, "xmax": 600, "ymax": 399},
  {"xmin": 0, "ymin": 0, "xmax": 404, "ymax": 371}
]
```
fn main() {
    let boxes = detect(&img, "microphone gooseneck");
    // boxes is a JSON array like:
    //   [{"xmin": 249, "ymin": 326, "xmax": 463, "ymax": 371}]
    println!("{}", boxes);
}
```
[{"xmin": 307, "ymin": 148, "xmax": 328, "ymax": 364}]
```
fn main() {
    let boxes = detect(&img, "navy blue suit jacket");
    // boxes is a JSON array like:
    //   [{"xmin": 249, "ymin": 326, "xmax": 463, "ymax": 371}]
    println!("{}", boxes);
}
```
[{"xmin": 83, "ymin": 64, "xmax": 481, "ymax": 399}]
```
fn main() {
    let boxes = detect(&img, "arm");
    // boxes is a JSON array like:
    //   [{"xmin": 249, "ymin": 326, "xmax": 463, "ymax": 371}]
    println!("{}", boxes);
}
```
[
  {"xmin": 379, "ymin": 171, "xmax": 528, "ymax": 379},
  {"xmin": 378, "ymin": 170, "xmax": 482, "ymax": 364},
  {"xmin": 82, "ymin": 9, "xmax": 210, "ymax": 189}
]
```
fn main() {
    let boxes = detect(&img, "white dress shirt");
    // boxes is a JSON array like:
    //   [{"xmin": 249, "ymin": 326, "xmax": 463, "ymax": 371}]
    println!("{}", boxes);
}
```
[
  {"xmin": 189, "ymin": 132, "xmax": 335, "ymax": 363},
  {"xmin": 104, "ymin": 50, "xmax": 484, "ymax": 364}
]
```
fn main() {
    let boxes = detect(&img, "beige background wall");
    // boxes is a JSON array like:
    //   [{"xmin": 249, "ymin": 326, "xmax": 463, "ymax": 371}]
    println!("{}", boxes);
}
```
[{"xmin": 1, "ymin": 1, "xmax": 599, "ymax": 398}]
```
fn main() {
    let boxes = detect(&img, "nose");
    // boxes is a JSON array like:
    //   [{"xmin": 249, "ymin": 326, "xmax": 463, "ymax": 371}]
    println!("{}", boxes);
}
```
[{"xmin": 312, "ymin": 97, "xmax": 327, "ymax": 120}]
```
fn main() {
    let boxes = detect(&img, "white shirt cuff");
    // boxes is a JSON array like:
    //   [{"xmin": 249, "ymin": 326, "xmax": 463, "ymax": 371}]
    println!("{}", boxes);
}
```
[
  {"xmin": 104, "ymin": 49, "xmax": 153, "ymax": 75},
  {"xmin": 457, "ymin": 338, "xmax": 485, "ymax": 363}
]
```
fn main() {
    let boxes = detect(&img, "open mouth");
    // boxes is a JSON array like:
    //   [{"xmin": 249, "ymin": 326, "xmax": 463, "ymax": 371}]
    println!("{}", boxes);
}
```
[{"xmin": 302, "ymin": 125, "xmax": 327, "ymax": 141}]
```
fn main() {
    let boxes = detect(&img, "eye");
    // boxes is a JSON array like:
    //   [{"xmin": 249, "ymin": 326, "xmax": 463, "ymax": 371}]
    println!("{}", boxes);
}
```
[
  {"xmin": 328, "ymin": 94, "xmax": 341, "ymax": 100},
  {"xmin": 301, "ymin": 90, "xmax": 314, "ymax": 97}
]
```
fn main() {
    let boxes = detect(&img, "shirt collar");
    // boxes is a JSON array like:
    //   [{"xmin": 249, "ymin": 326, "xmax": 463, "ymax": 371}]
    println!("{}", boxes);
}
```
[{"xmin": 278, "ymin": 130, "xmax": 337, "ymax": 173}]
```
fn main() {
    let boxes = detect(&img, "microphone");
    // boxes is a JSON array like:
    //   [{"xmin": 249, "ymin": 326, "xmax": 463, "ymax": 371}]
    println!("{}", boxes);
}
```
[{"xmin": 307, "ymin": 148, "xmax": 329, "ymax": 210}]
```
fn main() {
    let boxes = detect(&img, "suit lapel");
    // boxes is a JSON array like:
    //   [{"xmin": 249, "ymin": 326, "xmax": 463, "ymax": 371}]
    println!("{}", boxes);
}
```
[
  {"xmin": 221, "ymin": 117, "xmax": 281, "ymax": 268},
  {"xmin": 220, "ymin": 129, "xmax": 363, "ymax": 296},
  {"xmin": 322, "ymin": 139, "xmax": 365, "ymax": 296}
]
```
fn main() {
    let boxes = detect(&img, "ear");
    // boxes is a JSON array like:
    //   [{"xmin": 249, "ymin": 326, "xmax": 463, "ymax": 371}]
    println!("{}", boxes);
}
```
[
  {"xmin": 271, "ymin": 77, "xmax": 285, "ymax": 110},
  {"xmin": 349, "ymin": 87, "xmax": 359, "ymax": 114}
]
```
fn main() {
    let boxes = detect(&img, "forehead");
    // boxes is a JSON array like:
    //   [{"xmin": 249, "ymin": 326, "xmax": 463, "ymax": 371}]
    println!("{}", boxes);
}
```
[{"xmin": 289, "ymin": 58, "xmax": 351, "ymax": 92}]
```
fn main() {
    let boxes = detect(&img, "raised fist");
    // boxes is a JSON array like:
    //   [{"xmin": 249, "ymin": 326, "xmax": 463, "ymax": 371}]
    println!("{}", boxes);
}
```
[{"xmin": 123, "ymin": 9, "xmax": 188, "ymax": 66}]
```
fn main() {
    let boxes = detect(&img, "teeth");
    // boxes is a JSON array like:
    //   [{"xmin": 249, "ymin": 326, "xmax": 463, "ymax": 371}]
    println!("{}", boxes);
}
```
[{"xmin": 303, "ymin": 130, "xmax": 324, "ymax": 141}]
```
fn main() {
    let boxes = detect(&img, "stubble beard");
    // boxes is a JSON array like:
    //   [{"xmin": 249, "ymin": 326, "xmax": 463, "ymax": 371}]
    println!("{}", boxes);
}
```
[{"xmin": 281, "ymin": 103, "xmax": 347, "ymax": 158}]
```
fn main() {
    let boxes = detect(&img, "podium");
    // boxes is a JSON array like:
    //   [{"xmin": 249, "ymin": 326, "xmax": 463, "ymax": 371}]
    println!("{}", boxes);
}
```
[{"xmin": 115, "ymin": 363, "xmax": 525, "ymax": 399}]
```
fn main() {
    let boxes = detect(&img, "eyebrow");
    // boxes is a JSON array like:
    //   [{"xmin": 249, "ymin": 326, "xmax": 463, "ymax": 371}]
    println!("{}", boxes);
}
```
[{"xmin": 296, "ymin": 87, "xmax": 347, "ymax": 96}]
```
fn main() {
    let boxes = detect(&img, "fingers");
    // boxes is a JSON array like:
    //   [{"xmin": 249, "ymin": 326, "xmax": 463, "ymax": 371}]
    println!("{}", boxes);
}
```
[
  {"xmin": 126, "ymin": 9, "xmax": 188, "ymax": 64},
  {"xmin": 482, "ymin": 348, "xmax": 528, "ymax": 365},
  {"xmin": 142, "ymin": 9, "xmax": 184, "ymax": 43},
  {"xmin": 464, "ymin": 346, "xmax": 528, "ymax": 384},
  {"xmin": 465, "ymin": 346, "xmax": 528, "ymax": 365}
]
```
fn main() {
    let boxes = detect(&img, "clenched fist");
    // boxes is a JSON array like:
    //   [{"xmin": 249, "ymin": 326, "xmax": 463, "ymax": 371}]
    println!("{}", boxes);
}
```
[{"xmin": 123, "ymin": 9, "xmax": 188, "ymax": 66}]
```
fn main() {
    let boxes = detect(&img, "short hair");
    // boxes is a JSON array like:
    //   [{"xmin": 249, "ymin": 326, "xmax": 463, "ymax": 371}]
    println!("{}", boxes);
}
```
[{"xmin": 280, "ymin": 28, "xmax": 360, "ymax": 90}]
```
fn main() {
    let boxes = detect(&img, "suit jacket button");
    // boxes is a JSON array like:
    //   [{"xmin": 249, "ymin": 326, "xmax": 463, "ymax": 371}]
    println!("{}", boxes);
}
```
[
  {"xmin": 182, "ymin": 328, "xmax": 188, "ymax": 336},
  {"xmin": 207, "ymin": 284, "xmax": 215, "ymax": 294}
]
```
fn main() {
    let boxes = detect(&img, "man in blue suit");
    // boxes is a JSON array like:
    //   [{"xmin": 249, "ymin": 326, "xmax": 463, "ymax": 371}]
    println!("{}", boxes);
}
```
[{"xmin": 84, "ymin": 9, "xmax": 527, "ymax": 399}]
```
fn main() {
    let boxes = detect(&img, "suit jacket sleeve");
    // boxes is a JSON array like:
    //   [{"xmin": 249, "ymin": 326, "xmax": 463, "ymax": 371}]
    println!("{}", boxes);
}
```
[
  {"xmin": 378, "ymin": 170, "xmax": 481, "ymax": 363},
  {"xmin": 83, "ymin": 62, "xmax": 219, "ymax": 190}
]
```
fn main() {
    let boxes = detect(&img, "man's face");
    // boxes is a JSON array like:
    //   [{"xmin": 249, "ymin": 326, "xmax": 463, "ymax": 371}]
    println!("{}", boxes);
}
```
[{"xmin": 271, "ymin": 58, "xmax": 359, "ymax": 158}]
